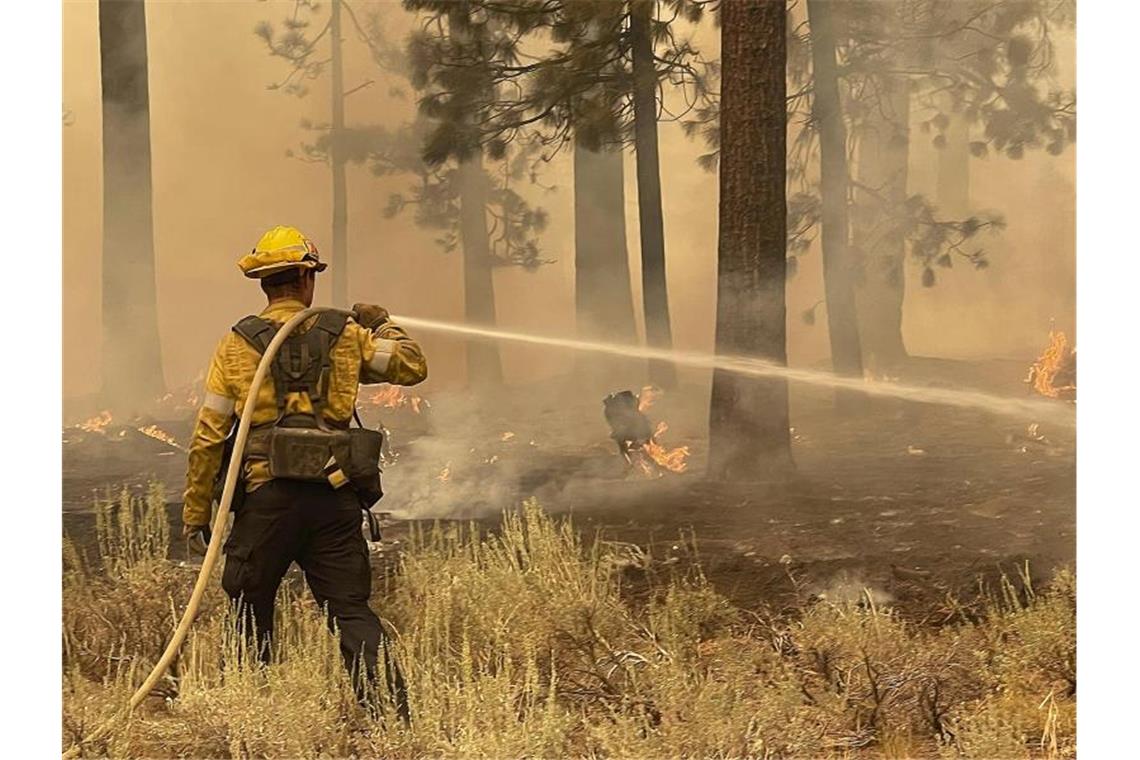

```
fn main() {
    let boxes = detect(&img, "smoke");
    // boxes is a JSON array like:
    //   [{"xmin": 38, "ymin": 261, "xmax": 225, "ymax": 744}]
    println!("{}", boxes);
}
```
[
  {"xmin": 373, "ymin": 382, "xmax": 674, "ymax": 521},
  {"xmin": 63, "ymin": 3, "xmax": 1076, "ymax": 403}
]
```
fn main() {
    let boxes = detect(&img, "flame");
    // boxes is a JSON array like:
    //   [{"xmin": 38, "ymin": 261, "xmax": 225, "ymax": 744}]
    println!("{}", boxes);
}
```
[
  {"xmin": 1025, "ymin": 330, "xmax": 1076, "ymax": 400},
  {"xmin": 368, "ymin": 386, "xmax": 429, "ymax": 414},
  {"xmin": 137, "ymin": 424, "xmax": 185, "ymax": 451},
  {"xmin": 500, "ymin": 431, "xmax": 515, "ymax": 441},
  {"xmin": 78, "ymin": 411, "xmax": 113, "ymax": 434},
  {"xmin": 628, "ymin": 421, "xmax": 689, "ymax": 477},
  {"xmin": 155, "ymin": 371, "xmax": 205, "ymax": 414},
  {"xmin": 437, "ymin": 462, "xmax": 451, "ymax": 482},
  {"xmin": 643, "ymin": 421, "xmax": 690, "ymax": 474},
  {"xmin": 637, "ymin": 385, "xmax": 664, "ymax": 413}
]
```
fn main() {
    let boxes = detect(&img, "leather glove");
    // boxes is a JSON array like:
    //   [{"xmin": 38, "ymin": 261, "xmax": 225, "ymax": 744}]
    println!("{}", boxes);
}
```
[
  {"xmin": 352, "ymin": 303, "xmax": 390, "ymax": 329},
  {"xmin": 183, "ymin": 524, "xmax": 212, "ymax": 556}
]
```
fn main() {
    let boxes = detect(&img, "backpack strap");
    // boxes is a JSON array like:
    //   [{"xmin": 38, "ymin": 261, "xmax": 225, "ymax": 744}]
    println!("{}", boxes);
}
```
[
  {"xmin": 233, "ymin": 316, "xmax": 290, "ymax": 417},
  {"xmin": 232, "ymin": 315, "xmax": 276, "ymax": 355},
  {"xmin": 307, "ymin": 312, "xmax": 350, "ymax": 425},
  {"xmin": 230, "ymin": 311, "xmax": 350, "ymax": 425}
]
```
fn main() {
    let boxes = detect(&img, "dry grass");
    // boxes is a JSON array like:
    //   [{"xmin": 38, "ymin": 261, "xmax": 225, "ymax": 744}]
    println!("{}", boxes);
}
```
[{"xmin": 63, "ymin": 488, "xmax": 1075, "ymax": 758}]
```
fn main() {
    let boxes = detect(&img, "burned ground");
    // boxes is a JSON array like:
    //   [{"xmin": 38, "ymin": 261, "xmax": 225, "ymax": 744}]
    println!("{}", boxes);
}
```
[{"xmin": 62, "ymin": 356, "xmax": 1074, "ymax": 625}]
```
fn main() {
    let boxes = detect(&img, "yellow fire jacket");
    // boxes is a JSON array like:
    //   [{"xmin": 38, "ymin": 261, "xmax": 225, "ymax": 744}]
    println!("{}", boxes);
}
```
[{"xmin": 182, "ymin": 299, "xmax": 428, "ymax": 527}]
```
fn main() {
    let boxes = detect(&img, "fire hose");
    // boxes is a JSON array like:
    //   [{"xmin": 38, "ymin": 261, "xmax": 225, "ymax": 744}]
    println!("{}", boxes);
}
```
[{"xmin": 63, "ymin": 306, "xmax": 349, "ymax": 759}]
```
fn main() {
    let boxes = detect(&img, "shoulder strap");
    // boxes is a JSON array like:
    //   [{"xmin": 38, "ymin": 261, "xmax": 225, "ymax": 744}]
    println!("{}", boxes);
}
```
[
  {"xmin": 230, "ymin": 311, "xmax": 348, "ymax": 425},
  {"xmin": 307, "ymin": 311, "xmax": 349, "ymax": 425},
  {"xmin": 233, "ymin": 315, "xmax": 289, "ymax": 418},
  {"xmin": 312, "ymin": 311, "xmax": 350, "ymax": 340},
  {"xmin": 232, "ymin": 316, "xmax": 277, "ymax": 355}
]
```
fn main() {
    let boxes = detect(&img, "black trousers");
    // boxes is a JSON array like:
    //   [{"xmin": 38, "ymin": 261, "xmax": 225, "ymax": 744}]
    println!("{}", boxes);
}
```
[{"xmin": 221, "ymin": 479, "xmax": 407, "ymax": 718}]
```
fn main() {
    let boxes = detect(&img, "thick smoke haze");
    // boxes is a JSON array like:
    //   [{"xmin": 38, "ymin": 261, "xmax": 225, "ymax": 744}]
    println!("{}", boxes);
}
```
[{"xmin": 63, "ymin": 1, "xmax": 1074, "ymax": 402}]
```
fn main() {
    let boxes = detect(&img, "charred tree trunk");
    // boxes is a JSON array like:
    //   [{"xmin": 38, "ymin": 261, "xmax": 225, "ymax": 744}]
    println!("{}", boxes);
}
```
[
  {"xmin": 853, "ymin": 80, "xmax": 910, "ymax": 373},
  {"xmin": 708, "ymin": 0, "xmax": 792, "ymax": 481},
  {"xmin": 457, "ymin": 154, "xmax": 503, "ymax": 387},
  {"xmin": 329, "ymin": 0, "xmax": 349, "ymax": 308},
  {"xmin": 807, "ymin": 0, "xmax": 863, "ymax": 397},
  {"xmin": 630, "ymin": 0, "xmax": 676, "ymax": 388},
  {"xmin": 98, "ymin": 0, "xmax": 164, "ymax": 410},
  {"xmin": 574, "ymin": 138, "xmax": 638, "ymax": 381}
]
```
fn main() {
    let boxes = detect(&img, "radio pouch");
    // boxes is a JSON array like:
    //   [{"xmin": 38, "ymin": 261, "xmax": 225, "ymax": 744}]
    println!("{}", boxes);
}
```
[{"xmin": 267, "ymin": 426, "xmax": 351, "ymax": 482}]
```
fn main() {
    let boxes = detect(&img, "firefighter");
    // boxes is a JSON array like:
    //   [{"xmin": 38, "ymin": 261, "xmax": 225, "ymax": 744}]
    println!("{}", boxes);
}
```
[{"xmin": 180, "ymin": 225, "xmax": 426, "ymax": 718}]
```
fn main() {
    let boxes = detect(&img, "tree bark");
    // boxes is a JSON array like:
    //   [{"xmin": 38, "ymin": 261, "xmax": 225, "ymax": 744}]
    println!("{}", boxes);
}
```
[
  {"xmin": 329, "ymin": 0, "xmax": 349, "ymax": 308},
  {"xmin": 457, "ymin": 154, "xmax": 503, "ymax": 387},
  {"xmin": 98, "ymin": 0, "xmax": 164, "ymax": 410},
  {"xmin": 574, "ymin": 138, "xmax": 638, "ymax": 378},
  {"xmin": 708, "ymin": 0, "xmax": 792, "ymax": 481},
  {"xmin": 629, "ymin": 0, "xmax": 676, "ymax": 388},
  {"xmin": 853, "ymin": 79, "xmax": 910, "ymax": 373},
  {"xmin": 807, "ymin": 0, "xmax": 864, "ymax": 397}
]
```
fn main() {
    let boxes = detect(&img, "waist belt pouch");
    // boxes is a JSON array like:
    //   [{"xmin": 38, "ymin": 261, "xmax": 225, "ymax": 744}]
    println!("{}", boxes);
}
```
[
  {"xmin": 345, "ymin": 427, "xmax": 385, "ymax": 506},
  {"xmin": 267, "ymin": 427, "xmax": 349, "ymax": 482}
]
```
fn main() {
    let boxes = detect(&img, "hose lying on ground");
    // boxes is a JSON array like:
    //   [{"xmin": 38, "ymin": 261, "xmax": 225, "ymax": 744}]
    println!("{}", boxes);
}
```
[{"xmin": 63, "ymin": 306, "xmax": 347, "ymax": 760}]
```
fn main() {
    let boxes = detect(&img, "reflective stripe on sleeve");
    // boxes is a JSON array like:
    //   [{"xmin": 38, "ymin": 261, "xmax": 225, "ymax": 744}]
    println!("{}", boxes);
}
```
[
  {"xmin": 368, "ymin": 338, "xmax": 398, "ymax": 374},
  {"xmin": 202, "ymin": 391, "xmax": 235, "ymax": 415}
]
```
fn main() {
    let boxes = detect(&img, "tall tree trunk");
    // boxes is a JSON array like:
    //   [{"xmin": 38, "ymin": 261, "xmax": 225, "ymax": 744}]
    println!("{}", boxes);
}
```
[
  {"xmin": 574, "ymin": 138, "xmax": 638, "ymax": 382},
  {"xmin": 329, "ymin": 0, "xmax": 349, "ymax": 308},
  {"xmin": 708, "ymin": 0, "xmax": 791, "ymax": 481},
  {"xmin": 457, "ymin": 154, "xmax": 503, "ymax": 387},
  {"xmin": 853, "ymin": 79, "xmax": 910, "ymax": 373},
  {"xmin": 936, "ymin": 94, "xmax": 971, "ymax": 218},
  {"xmin": 807, "ymin": 0, "xmax": 863, "ymax": 398},
  {"xmin": 98, "ymin": 0, "xmax": 164, "ymax": 411},
  {"xmin": 629, "ymin": 0, "xmax": 676, "ymax": 388}
]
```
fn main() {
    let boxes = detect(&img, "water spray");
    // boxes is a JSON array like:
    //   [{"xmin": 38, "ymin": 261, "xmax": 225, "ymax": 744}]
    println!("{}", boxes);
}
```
[{"xmin": 393, "ymin": 315, "xmax": 1076, "ymax": 428}]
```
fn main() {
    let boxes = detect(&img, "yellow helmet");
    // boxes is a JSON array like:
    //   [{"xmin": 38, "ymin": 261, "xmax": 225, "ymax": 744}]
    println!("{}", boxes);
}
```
[{"xmin": 238, "ymin": 226, "xmax": 328, "ymax": 279}]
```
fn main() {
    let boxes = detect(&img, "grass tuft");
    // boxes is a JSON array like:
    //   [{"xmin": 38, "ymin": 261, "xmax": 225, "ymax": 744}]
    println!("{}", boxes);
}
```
[{"xmin": 63, "ymin": 488, "xmax": 1076, "ymax": 758}]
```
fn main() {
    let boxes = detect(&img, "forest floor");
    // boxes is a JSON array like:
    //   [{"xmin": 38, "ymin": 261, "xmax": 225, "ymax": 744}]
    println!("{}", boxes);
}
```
[{"xmin": 62, "ymin": 354, "xmax": 1074, "ymax": 623}]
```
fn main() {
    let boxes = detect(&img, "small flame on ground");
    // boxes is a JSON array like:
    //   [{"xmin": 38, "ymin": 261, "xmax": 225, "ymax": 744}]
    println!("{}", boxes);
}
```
[
  {"xmin": 369, "ymin": 386, "xmax": 429, "ymax": 414},
  {"xmin": 78, "ymin": 411, "xmax": 113, "ymax": 434},
  {"xmin": 628, "ymin": 421, "xmax": 690, "ymax": 477},
  {"xmin": 1025, "ymin": 330, "xmax": 1076, "ymax": 400},
  {"xmin": 437, "ymin": 462, "xmax": 451, "ymax": 482},
  {"xmin": 500, "ymin": 431, "xmax": 515, "ymax": 441},
  {"xmin": 643, "ymin": 421, "xmax": 690, "ymax": 474},
  {"xmin": 137, "ymin": 424, "xmax": 185, "ymax": 451},
  {"xmin": 154, "ymin": 371, "xmax": 205, "ymax": 413}
]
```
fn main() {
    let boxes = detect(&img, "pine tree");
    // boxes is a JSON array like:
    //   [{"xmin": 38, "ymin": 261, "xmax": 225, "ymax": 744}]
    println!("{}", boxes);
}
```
[
  {"xmin": 98, "ymin": 0, "xmax": 165, "ymax": 410},
  {"xmin": 403, "ymin": 0, "xmax": 714, "ymax": 385},
  {"xmin": 807, "ymin": 0, "xmax": 863, "ymax": 393},
  {"xmin": 708, "ymin": 0, "xmax": 792, "ymax": 481}
]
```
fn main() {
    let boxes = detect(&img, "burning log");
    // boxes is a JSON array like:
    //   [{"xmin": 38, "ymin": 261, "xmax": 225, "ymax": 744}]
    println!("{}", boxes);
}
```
[
  {"xmin": 603, "ymin": 388, "xmax": 689, "ymax": 477},
  {"xmin": 604, "ymin": 390, "xmax": 654, "ymax": 454},
  {"xmin": 1025, "ymin": 329, "xmax": 1076, "ymax": 401}
]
